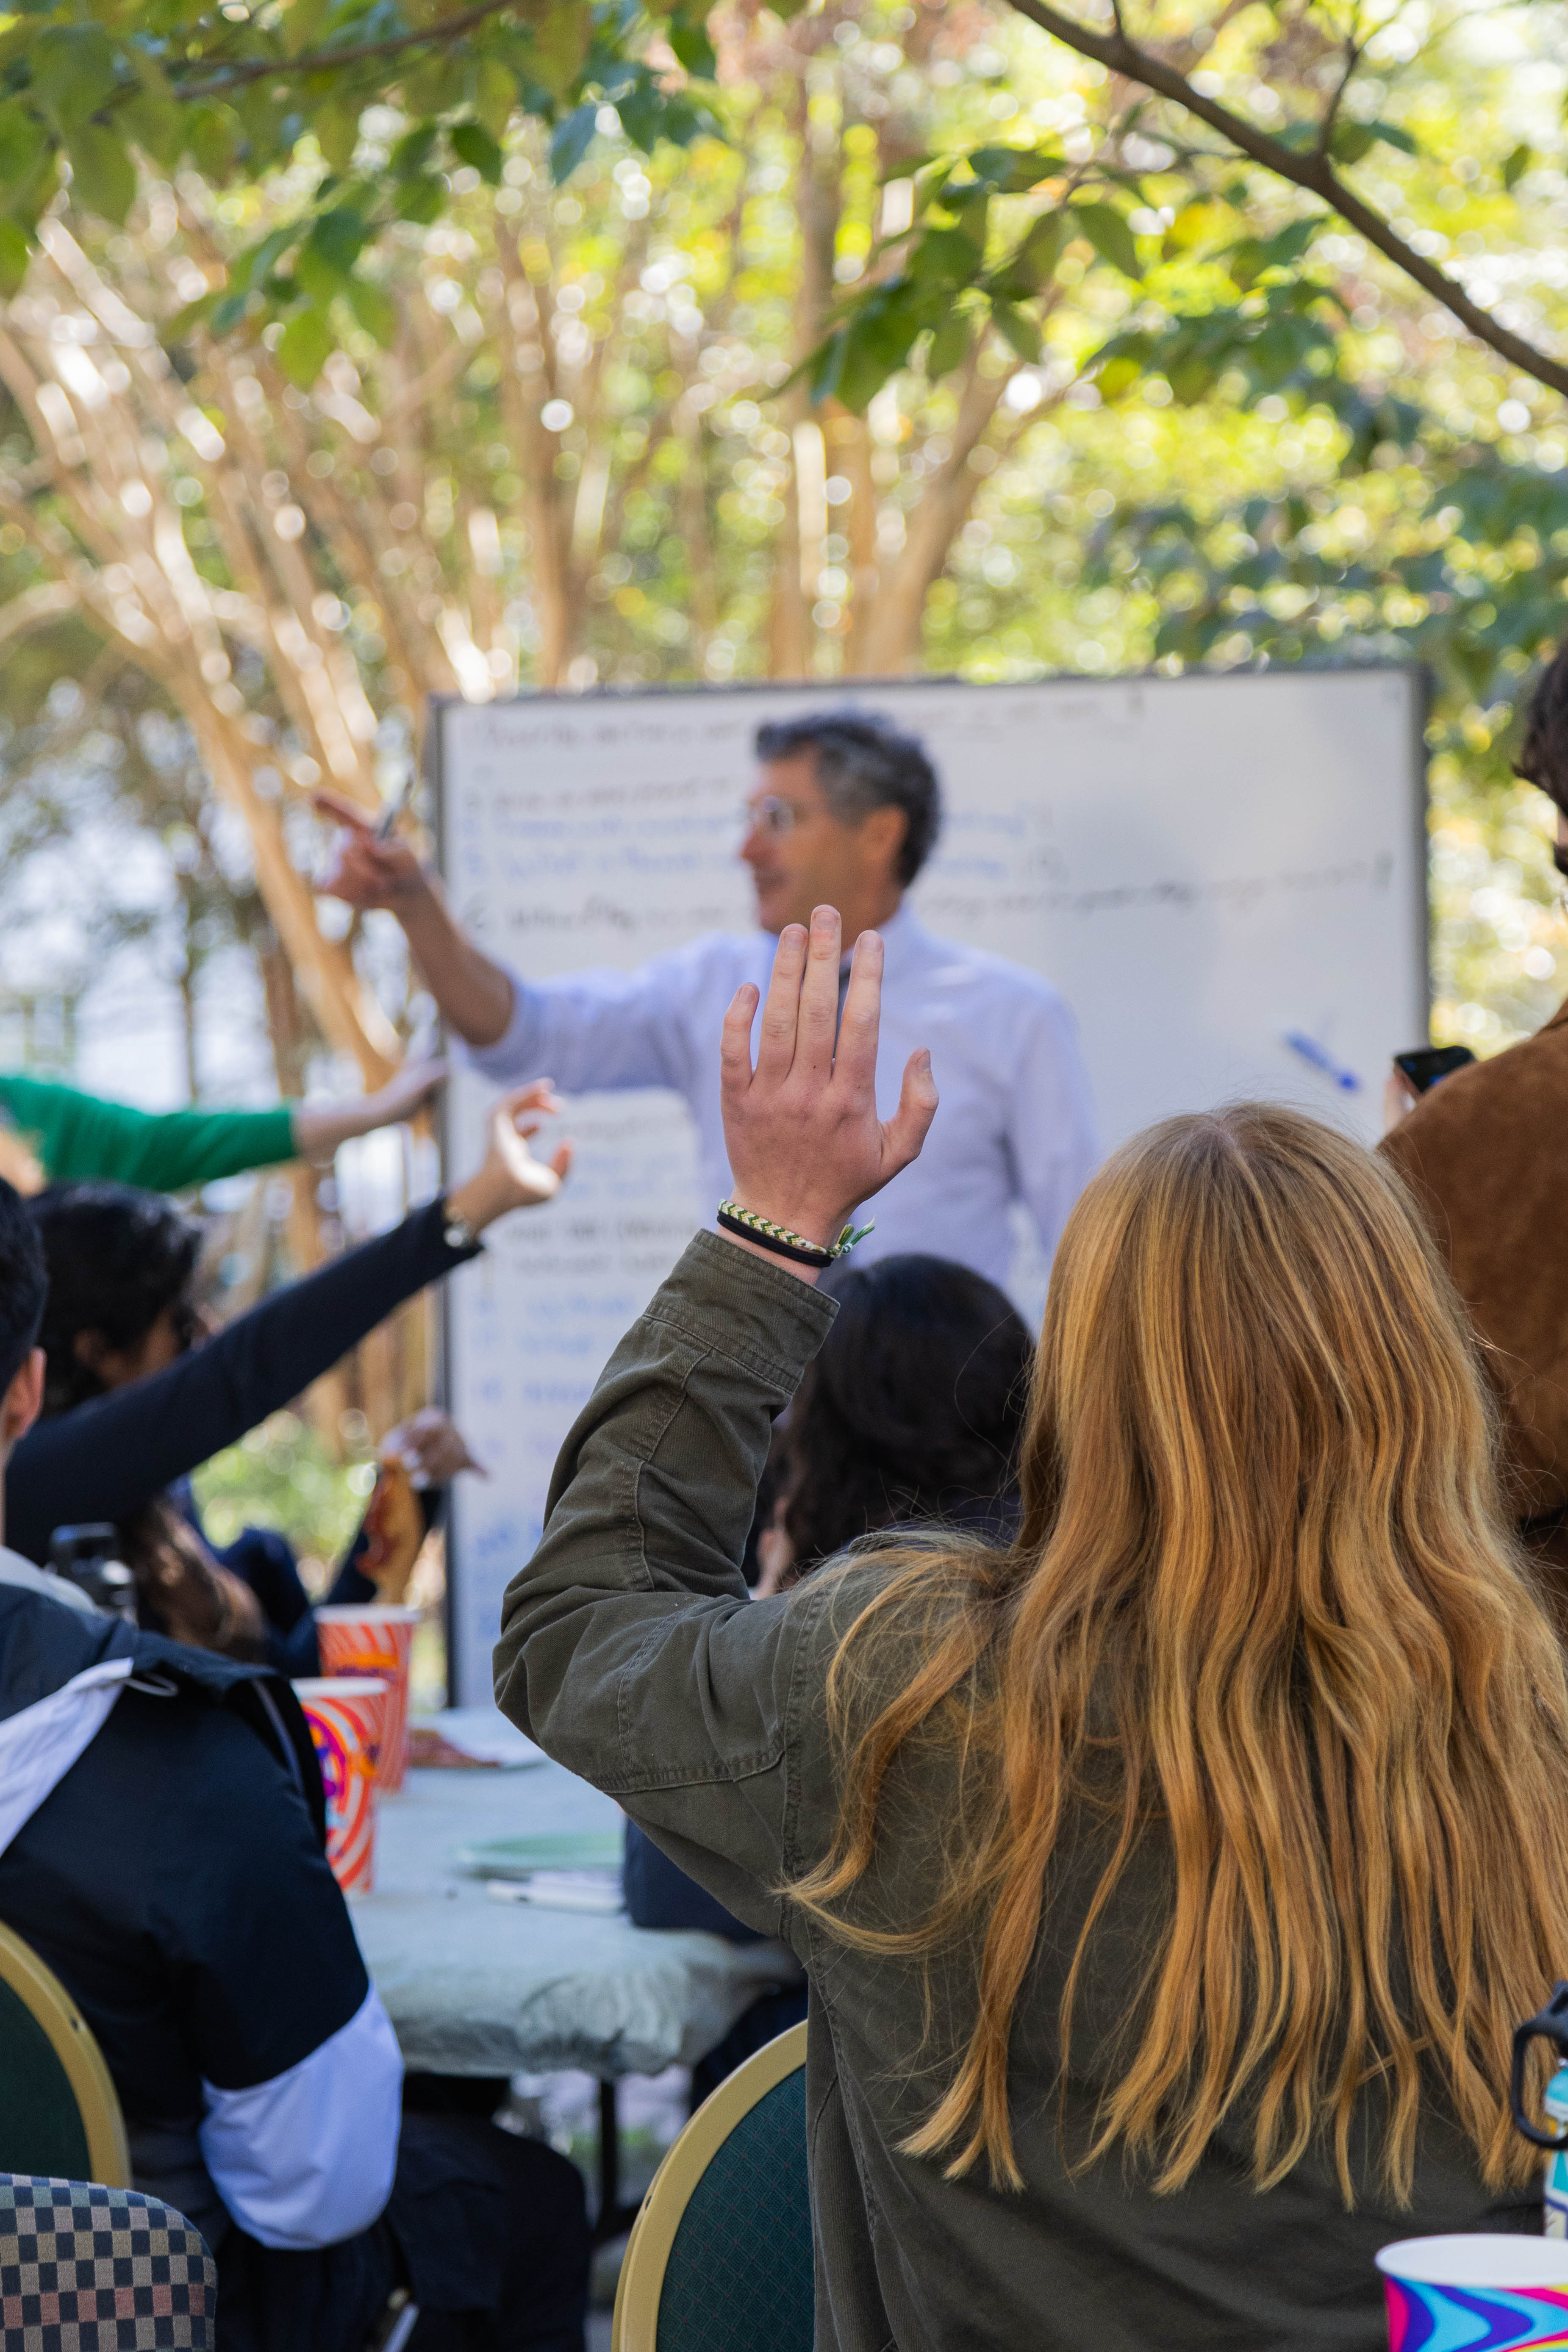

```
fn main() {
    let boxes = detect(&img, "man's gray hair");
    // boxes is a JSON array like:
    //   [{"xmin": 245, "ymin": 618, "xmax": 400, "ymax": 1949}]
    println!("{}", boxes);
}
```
[{"xmin": 754, "ymin": 707, "xmax": 941, "ymax": 885}]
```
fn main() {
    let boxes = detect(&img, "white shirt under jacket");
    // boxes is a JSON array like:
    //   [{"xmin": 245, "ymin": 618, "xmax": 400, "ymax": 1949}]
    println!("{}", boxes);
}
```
[{"xmin": 461, "ymin": 903, "xmax": 1100, "ymax": 1287}]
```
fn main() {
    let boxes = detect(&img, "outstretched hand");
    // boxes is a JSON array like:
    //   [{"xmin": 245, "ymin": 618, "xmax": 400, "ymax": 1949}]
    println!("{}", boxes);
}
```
[
  {"xmin": 444, "ymin": 1080, "xmax": 574, "ymax": 1237},
  {"xmin": 719, "ymin": 907, "xmax": 937, "ymax": 1268},
  {"xmin": 314, "ymin": 787, "xmax": 427, "ymax": 909}
]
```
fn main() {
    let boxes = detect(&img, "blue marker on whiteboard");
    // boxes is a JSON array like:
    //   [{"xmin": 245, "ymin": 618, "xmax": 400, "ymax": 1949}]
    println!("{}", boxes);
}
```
[{"xmin": 1284, "ymin": 1032, "xmax": 1362, "ymax": 1093}]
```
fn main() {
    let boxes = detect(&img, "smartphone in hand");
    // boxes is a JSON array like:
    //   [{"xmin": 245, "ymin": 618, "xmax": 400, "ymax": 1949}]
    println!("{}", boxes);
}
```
[{"xmin": 1393, "ymin": 1046, "xmax": 1477, "ymax": 1096}]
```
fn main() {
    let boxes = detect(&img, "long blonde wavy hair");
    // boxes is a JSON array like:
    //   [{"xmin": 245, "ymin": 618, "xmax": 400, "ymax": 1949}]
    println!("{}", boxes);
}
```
[{"xmin": 790, "ymin": 1103, "xmax": 1568, "ymax": 2203}]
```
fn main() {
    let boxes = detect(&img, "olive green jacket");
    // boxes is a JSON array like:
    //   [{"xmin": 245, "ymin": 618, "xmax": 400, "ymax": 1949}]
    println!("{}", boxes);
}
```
[{"xmin": 494, "ymin": 1231, "xmax": 1534, "ymax": 2352}]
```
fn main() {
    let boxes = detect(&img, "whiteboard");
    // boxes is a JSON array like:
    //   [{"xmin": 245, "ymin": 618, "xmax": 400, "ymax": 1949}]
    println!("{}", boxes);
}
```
[{"xmin": 435, "ymin": 668, "xmax": 1426, "ymax": 1701}]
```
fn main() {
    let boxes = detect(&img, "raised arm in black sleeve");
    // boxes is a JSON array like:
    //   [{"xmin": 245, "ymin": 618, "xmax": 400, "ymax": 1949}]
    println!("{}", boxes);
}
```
[{"xmin": 6, "ymin": 1198, "xmax": 480, "ymax": 1564}]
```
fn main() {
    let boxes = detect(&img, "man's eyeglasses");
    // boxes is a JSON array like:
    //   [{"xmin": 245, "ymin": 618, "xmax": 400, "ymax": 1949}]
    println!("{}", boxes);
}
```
[{"xmin": 741, "ymin": 795, "xmax": 802, "ymax": 838}]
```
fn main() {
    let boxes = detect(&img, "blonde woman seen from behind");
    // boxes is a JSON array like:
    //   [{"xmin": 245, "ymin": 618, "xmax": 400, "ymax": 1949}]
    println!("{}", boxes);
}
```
[{"xmin": 496, "ymin": 907, "xmax": 1568, "ymax": 2352}]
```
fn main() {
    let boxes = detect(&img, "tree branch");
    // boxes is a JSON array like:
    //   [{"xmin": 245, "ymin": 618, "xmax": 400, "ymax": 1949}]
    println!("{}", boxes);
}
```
[
  {"xmin": 176, "ymin": 0, "xmax": 520, "ymax": 99},
  {"xmin": 1004, "ymin": 0, "xmax": 1568, "ymax": 400}
]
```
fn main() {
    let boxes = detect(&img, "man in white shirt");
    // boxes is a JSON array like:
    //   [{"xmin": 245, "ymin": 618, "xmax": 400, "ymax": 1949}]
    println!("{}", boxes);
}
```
[{"xmin": 319, "ymin": 707, "xmax": 1099, "ymax": 1286}]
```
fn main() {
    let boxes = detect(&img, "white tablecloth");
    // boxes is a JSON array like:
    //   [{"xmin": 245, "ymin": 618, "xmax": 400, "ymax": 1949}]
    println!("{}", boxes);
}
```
[{"xmin": 350, "ymin": 1762, "xmax": 800, "ymax": 2077}]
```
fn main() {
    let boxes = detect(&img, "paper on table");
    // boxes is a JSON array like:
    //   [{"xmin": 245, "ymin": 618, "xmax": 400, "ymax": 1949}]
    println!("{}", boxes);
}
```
[
  {"xmin": 487, "ymin": 1871, "xmax": 624, "ymax": 1915},
  {"xmin": 411, "ymin": 1706, "xmax": 547, "ymax": 1769}
]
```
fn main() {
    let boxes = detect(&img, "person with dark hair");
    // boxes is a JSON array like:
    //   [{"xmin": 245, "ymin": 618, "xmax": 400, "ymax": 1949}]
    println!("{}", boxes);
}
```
[
  {"xmin": 315, "ymin": 705, "xmax": 1098, "ymax": 1283},
  {"xmin": 0, "ymin": 1173, "xmax": 591, "ymax": 2352},
  {"xmin": 24, "ymin": 1180, "xmax": 482, "ymax": 1664},
  {"xmin": 0, "ymin": 1057, "xmax": 446, "ymax": 1198},
  {"xmin": 4, "ymin": 1085, "xmax": 570, "ymax": 1652},
  {"xmin": 759, "ymin": 1251, "xmax": 1032, "ymax": 1590}
]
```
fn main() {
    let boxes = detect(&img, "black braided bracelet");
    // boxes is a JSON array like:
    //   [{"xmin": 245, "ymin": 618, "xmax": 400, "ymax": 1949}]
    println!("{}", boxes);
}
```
[{"xmin": 716, "ymin": 1201, "xmax": 874, "ymax": 1266}]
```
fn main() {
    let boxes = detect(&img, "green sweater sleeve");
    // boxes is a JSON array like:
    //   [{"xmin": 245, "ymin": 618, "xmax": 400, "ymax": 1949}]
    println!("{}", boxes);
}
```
[{"xmin": 0, "ymin": 1075, "xmax": 298, "ymax": 1191}]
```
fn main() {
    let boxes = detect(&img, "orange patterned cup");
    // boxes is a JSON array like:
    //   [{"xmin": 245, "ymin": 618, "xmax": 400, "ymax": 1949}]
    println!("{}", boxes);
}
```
[
  {"xmin": 315, "ymin": 1605, "xmax": 421, "ymax": 1791},
  {"xmin": 292, "ymin": 1676, "xmax": 388, "ymax": 1894}
]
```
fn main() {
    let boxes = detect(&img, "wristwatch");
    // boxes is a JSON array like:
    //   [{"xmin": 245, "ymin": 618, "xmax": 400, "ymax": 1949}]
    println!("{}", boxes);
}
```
[{"xmin": 442, "ymin": 1201, "xmax": 481, "ymax": 1253}]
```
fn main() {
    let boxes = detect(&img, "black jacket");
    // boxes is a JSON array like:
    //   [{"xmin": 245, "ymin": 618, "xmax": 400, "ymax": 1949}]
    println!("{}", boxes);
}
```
[
  {"xmin": 0, "ymin": 1583, "xmax": 400, "ymax": 2253},
  {"xmin": 6, "ymin": 1198, "xmax": 478, "ymax": 1566}
]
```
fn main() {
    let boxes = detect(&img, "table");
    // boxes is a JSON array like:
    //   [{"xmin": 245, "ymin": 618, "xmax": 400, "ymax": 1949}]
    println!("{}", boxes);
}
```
[{"xmin": 350, "ymin": 1760, "xmax": 801, "ymax": 2223}]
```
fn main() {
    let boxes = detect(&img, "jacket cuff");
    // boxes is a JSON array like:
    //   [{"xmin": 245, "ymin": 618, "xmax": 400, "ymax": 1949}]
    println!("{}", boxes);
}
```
[{"xmin": 649, "ymin": 1227, "xmax": 839, "ymax": 1384}]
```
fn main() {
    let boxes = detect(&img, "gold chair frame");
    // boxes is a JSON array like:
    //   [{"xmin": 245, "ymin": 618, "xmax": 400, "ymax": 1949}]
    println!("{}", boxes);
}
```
[
  {"xmin": 0, "ymin": 1918, "xmax": 130, "ymax": 2188},
  {"xmin": 611, "ymin": 2020, "xmax": 808, "ymax": 2352}
]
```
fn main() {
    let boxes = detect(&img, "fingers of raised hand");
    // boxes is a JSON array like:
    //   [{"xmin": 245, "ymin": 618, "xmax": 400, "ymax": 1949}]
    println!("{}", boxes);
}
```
[
  {"xmin": 833, "ymin": 932, "xmax": 883, "ymax": 1091},
  {"xmin": 721, "ymin": 984, "xmax": 760, "ymax": 1098},
  {"xmin": 796, "ymin": 907, "xmax": 842, "ymax": 1073},
  {"xmin": 882, "ymin": 1048, "xmax": 938, "ymax": 1179},
  {"xmin": 755, "ymin": 924, "xmax": 808, "ymax": 1076}
]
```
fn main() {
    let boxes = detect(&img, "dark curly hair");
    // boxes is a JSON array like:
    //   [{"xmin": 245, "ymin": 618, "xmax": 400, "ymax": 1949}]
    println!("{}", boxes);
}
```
[
  {"xmin": 29, "ymin": 1182, "xmax": 202, "ymax": 1416},
  {"xmin": 1515, "ymin": 638, "xmax": 1568, "ymax": 814},
  {"xmin": 778, "ymin": 1252, "xmax": 1033, "ymax": 1578},
  {"xmin": 754, "ymin": 707, "xmax": 941, "ymax": 885}
]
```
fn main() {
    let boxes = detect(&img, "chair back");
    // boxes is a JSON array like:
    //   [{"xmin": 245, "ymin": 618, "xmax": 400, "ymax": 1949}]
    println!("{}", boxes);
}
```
[
  {"xmin": 612, "ymin": 2020, "xmax": 811, "ymax": 2352},
  {"xmin": 0, "ymin": 2176, "xmax": 215, "ymax": 2348},
  {"xmin": 0, "ymin": 1919, "xmax": 130, "ymax": 2186}
]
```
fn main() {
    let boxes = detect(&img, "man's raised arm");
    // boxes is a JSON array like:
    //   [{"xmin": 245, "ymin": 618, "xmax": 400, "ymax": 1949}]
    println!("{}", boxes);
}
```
[{"xmin": 314, "ymin": 790, "xmax": 514, "ymax": 1048}]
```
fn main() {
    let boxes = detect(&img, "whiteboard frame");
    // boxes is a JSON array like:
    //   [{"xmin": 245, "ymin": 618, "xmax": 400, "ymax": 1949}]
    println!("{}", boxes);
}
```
[{"xmin": 428, "ymin": 661, "xmax": 1431, "ymax": 1700}]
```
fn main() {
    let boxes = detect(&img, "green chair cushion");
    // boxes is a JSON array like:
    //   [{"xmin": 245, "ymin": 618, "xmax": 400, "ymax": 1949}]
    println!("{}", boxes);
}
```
[
  {"xmin": 0, "ymin": 1975, "xmax": 90, "ymax": 2182},
  {"xmin": 655, "ymin": 2069, "xmax": 813, "ymax": 2352}
]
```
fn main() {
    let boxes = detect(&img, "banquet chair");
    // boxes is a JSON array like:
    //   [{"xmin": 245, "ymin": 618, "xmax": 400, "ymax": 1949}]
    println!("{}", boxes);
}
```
[
  {"xmin": 0, "ymin": 2177, "xmax": 215, "ymax": 2349},
  {"xmin": 611, "ymin": 2020, "xmax": 810, "ymax": 2352},
  {"xmin": 0, "ymin": 1918, "xmax": 130, "ymax": 2186}
]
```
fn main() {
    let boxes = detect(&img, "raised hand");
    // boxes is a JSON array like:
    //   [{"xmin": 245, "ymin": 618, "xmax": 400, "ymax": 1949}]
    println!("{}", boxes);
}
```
[
  {"xmin": 719, "ymin": 906, "xmax": 937, "ymax": 1256},
  {"xmin": 444, "ymin": 1081, "xmax": 574, "ymax": 1236},
  {"xmin": 314, "ymin": 788, "xmax": 428, "ymax": 910}
]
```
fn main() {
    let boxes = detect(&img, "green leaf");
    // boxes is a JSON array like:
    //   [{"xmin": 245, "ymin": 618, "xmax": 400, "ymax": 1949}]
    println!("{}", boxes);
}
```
[
  {"xmin": 963, "ymin": 144, "xmax": 1065, "ymax": 194},
  {"xmin": 991, "ymin": 300, "xmax": 1042, "ymax": 362},
  {"xmin": 991, "ymin": 208, "xmax": 1066, "ymax": 300},
  {"xmin": 549, "ymin": 101, "xmax": 597, "ymax": 183},
  {"xmin": 533, "ymin": 0, "xmax": 592, "ymax": 100},
  {"xmin": 926, "ymin": 308, "xmax": 971, "ymax": 380},
  {"xmin": 277, "ymin": 304, "xmax": 333, "ymax": 388},
  {"xmin": 282, "ymin": 0, "xmax": 334, "ymax": 58},
  {"xmin": 347, "ymin": 275, "xmax": 397, "ymax": 347},
  {"xmin": 451, "ymin": 122, "xmax": 504, "ymax": 184},
  {"xmin": 394, "ymin": 173, "xmax": 445, "ymax": 224},
  {"xmin": 391, "ymin": 121, "xmax": 439, "ymax": 177},
  {"xmin": 0, "ymin": 104, "xmax": 45, "ymax": 204},
  {"xmin": 476, "ymin": 58, "xmax": 516, "ymax": 138},
  {"xmin": 67, "ymin": 125, "xmax": 136, "ymax": 225},
  {"xmin": 1502, "ymin": 141, "xmax": 1533, "ymax": 191},
  {"xmin": 1330, "ymin": 116, "xmax": 1417, "ymax": 164},
  {"xmin": 309, "ymin": 205, "xmax": 368, "ymax": 274},
  {"xmin": 911, "ymin": 223, "xmax": 988, "ymax": 288},
  {"xmin": 669, "ymin": 17, "xmax": 718, "ymax": 78},
  {"xmin": 30, "ymin": 25, "xmax": 117, "ymax": 129},
  {"xmin": 188, "ymin": 106, "xmax": 240, "ymax": 178},
  {"xmin": 0, "ymin": 217, "xmax": 30, "ymax": 296},
  {"xmin": 1072, "ymin": 201, "xmax": 1142, "ymax": 279},
  {"xmin": 120, "ymin": 91, "xmax": 184, "ymax": 170},
  {"xmin": 315, "ymin": 98, "xmax": 361, "ymax": 176}
]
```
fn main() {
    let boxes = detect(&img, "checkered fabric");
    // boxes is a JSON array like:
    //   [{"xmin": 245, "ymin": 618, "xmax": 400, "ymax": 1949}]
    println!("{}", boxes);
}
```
[{"xmin": 0, "ymin": 2175, "xmax": 215, "ymax": 2350}]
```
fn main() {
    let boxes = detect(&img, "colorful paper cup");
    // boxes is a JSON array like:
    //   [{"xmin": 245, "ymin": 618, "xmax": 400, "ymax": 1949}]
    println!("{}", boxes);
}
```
[
  {"xmin": 315, "ymin": 1604, "xmax": 421, "ymax": 1792},
  {"xmin": 293, "ymin": 1675, "xmax": 388, "ymax": 1895},
  {"xmin": 1378, "ymin": 2233, "xmax": 1568, "ymax": 2350}
]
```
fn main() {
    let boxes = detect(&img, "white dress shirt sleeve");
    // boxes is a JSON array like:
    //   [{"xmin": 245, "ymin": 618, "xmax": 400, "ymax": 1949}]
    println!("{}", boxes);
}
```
[
  {"xmin": 460, "ymin": 943, "xmax": 708, "ymax": 1095},
  {"xmin": 1005, "ymin": 988, "xmax": 1101, "ymax": 1265}
]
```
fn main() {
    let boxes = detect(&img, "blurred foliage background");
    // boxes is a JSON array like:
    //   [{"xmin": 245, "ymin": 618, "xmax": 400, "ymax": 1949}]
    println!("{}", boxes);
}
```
[{"xmin": 1, "ymin": 0, "xmax": 1564, "ymax": 1101}]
